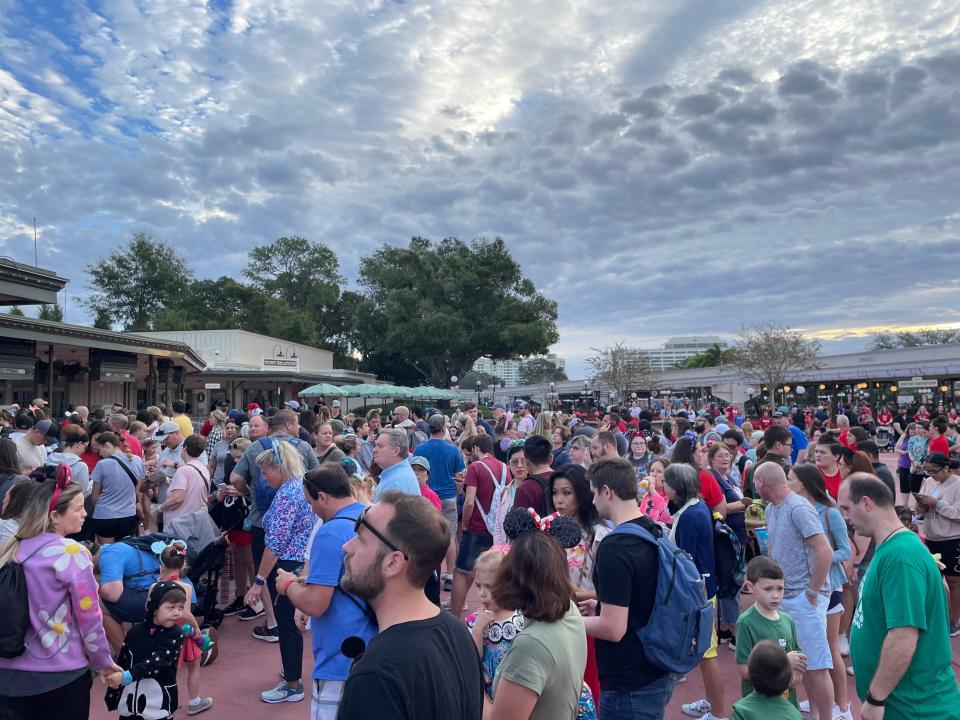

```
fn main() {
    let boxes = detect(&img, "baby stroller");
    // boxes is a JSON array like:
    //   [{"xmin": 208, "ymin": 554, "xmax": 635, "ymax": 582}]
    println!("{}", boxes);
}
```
[
  {"xmin": 874, "ymin": 425, "xmax": 894, "ymax": 452},
  {"xmin": 165, "ymin": 510, "xmax": 227, "ymax": 630}
]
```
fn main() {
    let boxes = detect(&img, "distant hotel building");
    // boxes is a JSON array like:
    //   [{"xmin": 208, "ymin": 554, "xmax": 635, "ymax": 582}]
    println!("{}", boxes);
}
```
[
  {"xmin": 471, "ymin": 354, "xmax": 566, "ymax": 387},
  {"xmin": 642, "ymin": 336, "xmax": 728, "ymax": 371}
]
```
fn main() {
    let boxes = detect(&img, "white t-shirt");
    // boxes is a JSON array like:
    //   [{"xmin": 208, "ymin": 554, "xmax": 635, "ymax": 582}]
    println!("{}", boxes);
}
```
[{"xmin": 15, "ymin": 437, "xmax": 46, "ymax": 472}]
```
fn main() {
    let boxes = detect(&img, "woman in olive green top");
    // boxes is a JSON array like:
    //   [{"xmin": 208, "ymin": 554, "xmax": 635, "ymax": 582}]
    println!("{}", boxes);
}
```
[
  {"xmin": 488, "ymin": 529, "xmax": 587, "ymax": 720},
  {"xmin": 732, "ymin": 641, "xmax": 802, "ymax": 720}
]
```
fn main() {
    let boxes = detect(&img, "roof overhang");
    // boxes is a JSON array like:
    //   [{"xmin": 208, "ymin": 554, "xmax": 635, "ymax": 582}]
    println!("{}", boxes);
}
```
[
  {"xmin": 0, "ymin": 315, "xmax": 206, "ymax": 372},
  {"xmin": 0, "ymin": 259, "xmax": 69, "ymax": 306}
]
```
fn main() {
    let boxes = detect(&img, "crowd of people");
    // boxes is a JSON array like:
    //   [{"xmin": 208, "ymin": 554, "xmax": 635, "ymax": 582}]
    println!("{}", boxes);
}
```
[{"xmin": 0, "ymin": 393, "xmax": 958, "ymax": 720}]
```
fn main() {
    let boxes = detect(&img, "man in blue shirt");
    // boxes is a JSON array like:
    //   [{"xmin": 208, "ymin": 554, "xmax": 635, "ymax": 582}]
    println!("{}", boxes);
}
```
[
  {"xmin": 372, "ymin": 428, "xmax": 420, "ymax": 500},
  {"xmin": 775, "ymin": 411, "xmax": 809, "ymax": 464},
  {"xmin": 277, "ymin": 464, "xmax": 377, "ymax": 720},
  {"xmin": 414, "ymin": 413, "xmax": 466, "ymax": 584}
]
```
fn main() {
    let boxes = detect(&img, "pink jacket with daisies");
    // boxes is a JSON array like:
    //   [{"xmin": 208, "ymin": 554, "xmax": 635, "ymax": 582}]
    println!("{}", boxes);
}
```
[{"xmin": 0, "ymin": 533, "xmax": 114, "ymax": 673}]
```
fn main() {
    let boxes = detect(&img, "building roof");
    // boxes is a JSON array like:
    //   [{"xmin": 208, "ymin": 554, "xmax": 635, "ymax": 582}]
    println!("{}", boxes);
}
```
[
  {"xmin": 0, "ymin": 258, "xmax": 69, "ymax": 306},
  {"xmin": 0, "ymin": 314, "xmax": 206, "ymax": 371}
]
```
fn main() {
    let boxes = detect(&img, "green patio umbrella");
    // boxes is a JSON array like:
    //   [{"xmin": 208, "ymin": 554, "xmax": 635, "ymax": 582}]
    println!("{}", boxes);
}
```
[{"xmin": 298, "ymin": 383, "xmax": 344, "ymax": 398}]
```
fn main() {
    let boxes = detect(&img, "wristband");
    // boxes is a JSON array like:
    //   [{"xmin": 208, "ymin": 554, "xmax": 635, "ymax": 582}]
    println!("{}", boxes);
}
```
[
  {"xmin": 122, "ymin": 670, "xmax": 133, "ymax": 686},
  {"xmin": 866, "ymin": 691, "xmax": 885, "ymax": 707},
  {"xmin": 255, "ymin": 575, "xmax": 266, "ymax": 586},
  {"xmin": 280, "ymin": 577, "xmax": 297, "ymax": 595}
]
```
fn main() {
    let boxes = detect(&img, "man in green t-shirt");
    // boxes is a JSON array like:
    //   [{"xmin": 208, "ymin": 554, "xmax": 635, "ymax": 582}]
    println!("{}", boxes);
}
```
[{"xmin": 839, "ymin": 473, "xmax": 960, "ymax": 720}]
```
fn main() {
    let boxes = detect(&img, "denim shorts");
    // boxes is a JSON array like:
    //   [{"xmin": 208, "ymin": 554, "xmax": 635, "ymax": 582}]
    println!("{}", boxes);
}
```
[
  {"xmin": 599, "ymin": 674, "xmax": 676, "ymax": 720},
  {"xmin": 455, "ymin": 530, "xmax": 493, "ymax": 574}
]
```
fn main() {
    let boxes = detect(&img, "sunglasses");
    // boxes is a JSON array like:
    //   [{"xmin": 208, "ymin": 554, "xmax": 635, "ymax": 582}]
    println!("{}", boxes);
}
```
[
  {"xmin": 354, "ymin": 506, "xmax": 407, "ymax": 560},
  {"xmin": 270, "ymin": 438, "xmax": 282, "ymax": 465},
  {"xmin": 230, "ymin": 442, "xmax": 245, "ymax": 450}
]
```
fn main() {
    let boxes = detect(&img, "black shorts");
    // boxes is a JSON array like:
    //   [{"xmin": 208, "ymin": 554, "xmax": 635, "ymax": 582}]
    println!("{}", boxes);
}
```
[
  {"xmin": 908, "ymin": 472, "xmax": 925, "ymax": 494},
  {"xmin": 91, "ymin": 515, "xmax": 138, "ymax": 540},
  {"xmin": 925, "ymin": 537, "xmax": 960, "ymax": 577}
]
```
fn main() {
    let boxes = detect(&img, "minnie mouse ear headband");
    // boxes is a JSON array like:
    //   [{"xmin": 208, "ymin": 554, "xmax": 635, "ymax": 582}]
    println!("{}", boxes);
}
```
[
  {"xmin": 48, "ymin": 464, "xmax": 74, "ymax": 512},
  {"xmin": 150, "ymin": 538, "xmax": 188, "ymax": 556},
  {"xmin": 502, "ymin": 507, "xmax": 582, "ymax": 549},
  {"xmin": 146, "ymin": 580, "xmax": 184, "ymax": 617}
]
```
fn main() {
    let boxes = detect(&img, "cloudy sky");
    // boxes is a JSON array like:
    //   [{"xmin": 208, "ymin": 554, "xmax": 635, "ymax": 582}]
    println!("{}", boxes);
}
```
[{"xmin": 2, "ymin": 0, "xmax": 959, "ymax": 377}]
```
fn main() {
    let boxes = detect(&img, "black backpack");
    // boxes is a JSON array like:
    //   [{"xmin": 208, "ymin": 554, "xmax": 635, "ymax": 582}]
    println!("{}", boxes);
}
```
[
  {"xmin": 713, "ymin": 518, "xmax": 746, "ymax": 599},
  {"xmin": 0, "ymin": 542, "xmax": 53, "ymax": 658}
]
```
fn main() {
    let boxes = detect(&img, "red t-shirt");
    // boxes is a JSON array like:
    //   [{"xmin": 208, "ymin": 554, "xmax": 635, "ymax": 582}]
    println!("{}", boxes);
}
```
[
  {"xmin": 929, "ymin": 435, "xmax": 950, "ymax": 455},
  {"xmin": 698, "ymin": 470, "xmax": 725, "ymax": 511},
  {"xmin": 80, "ymin": 450, "xmax": 99, "ymax": 474},
  {"xmin": 121, "ymin": 430, "xmax": 143, "ymax": 458},
  {"xmin": 877, "ymin": 412, "xmax": 892, "ymax": 426},
  {"xmin": 420, "ymin": 484, "xmax": 442, "ymax": 512},
  {"xmin": 199, "ymin": 419, "xmax": 213, "ymax": 437},
  {"xmin": 820, "ymin": 469, "xmax": 843, "ymax": 500},
  {"xmin": 755, "ymin": 417, "xmax": 773, "ymax": 430},
  {"xmin": 465, "ymin": 456, "xmax": 505, "ymax": 534},
  {"xmin": 513, "ymin": 472, "xmax": 548, "ymax": 517}
]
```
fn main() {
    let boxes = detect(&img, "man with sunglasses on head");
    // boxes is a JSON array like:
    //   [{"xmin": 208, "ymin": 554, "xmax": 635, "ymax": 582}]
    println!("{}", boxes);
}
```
[
  {"xmin": 337, "ymin": 491, "xmax": 483, "ymax": 719},
  {"xmin": 276, "ymin": 463, "xmax": 376, "ymax": 720}
]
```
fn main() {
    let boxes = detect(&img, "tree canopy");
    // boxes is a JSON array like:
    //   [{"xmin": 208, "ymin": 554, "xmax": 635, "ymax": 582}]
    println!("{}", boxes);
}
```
[
  {"xmin": 36, "ymin": 304, "xmax": 63, "ymax": 322},
  {"xmin": 353, "ymin": 236, "xmax": 559, "ymax": 385},
  {"xmin": 683, "ymin": 342, "xmax": 733, "ymax": 368},
  {"xmin": 519, "ymin": 357, "xmax": 568, "ymax": 385},
  {"xmin": 84, "ymin": 231, "xmax": 192, "ymax": 331}
]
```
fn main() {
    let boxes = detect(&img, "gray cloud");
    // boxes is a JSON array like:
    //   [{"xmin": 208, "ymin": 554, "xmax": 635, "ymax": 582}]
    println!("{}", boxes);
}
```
[{"xmin": 0, "ymin": 0, "xmax": 958, "ymax": 377}]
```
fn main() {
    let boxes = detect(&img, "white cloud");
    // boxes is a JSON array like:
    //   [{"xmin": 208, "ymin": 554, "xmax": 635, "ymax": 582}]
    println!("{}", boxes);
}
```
[{"xmin": 0, "ymin": 0, "xmax": 957, "ymax": 382}]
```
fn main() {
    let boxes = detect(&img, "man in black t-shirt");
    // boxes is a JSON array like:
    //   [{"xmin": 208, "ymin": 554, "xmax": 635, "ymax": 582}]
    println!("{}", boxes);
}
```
[
  {"xmin": 337, "ymin": 491, "xmax": 483, "ymax": 719},
  {"xmin": 581, "ymin": 457, "xmax": 674, "ymax": 719}
]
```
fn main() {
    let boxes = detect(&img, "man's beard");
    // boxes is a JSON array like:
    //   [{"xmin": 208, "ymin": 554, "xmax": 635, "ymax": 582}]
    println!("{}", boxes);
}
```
[{"xmin": 341, "ymin": 552, "xmax": 387, "ymax": 601}]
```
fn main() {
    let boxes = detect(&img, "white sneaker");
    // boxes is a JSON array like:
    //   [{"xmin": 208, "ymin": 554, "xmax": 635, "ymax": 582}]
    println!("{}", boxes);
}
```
[
  {"xmin": 833, "ymin": 704, "xmax": 853, "ymax": 720},
  {"xmin": 846, "ymin": 665, "xmax": 855, "ymax": 676},
  {"xmin": 702, "ymin": 713, "xmax": 728, "ymax": 720},
  {"xmin": 682, "ymin": 699, "xmax": 712, "ymax": 717},
  {"xmin": 799, "ymin": 700, "xmax": 810, "ymax": 713},
  {"xmin": 838, "ymin": 633, "xmax": 850, "ymax": 656}
]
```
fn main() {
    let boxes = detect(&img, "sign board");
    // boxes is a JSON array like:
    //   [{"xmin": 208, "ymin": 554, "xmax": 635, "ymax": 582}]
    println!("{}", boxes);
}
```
[
  {"xmin": 897, "ymin": 395, "xmax": 914, "ymax": 404},
  {"xmin": 100, "ymin": 370, "xmax": 135, "ymax": 383},
  {"xmin": 204, "ymin": 383, "xmax": 221, "ymax": 390},
  {"xmin": 260, "ymin": 356, "xmax": 300, "ymax": 373},
  {"xmin": 899, "ymin": 378, "xmax": 937, "ymax": 390},
  {"xmin": 0, "ymin": 366, "xmax": 31, "ymax": 379}
]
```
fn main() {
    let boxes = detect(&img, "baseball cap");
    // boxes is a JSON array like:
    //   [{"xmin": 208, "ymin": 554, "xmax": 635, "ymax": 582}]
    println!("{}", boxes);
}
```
[
  {"xmin": 428, "ymin": 414, "xmax": 445, "ymax": 433},
  {"xmin": 246, "ymin": 402, "xmax": 260, "ymax": 412},
  {"xmin": 331, "ymin": 400, "xmax": 341, "ymax": 407},
  {"xmin": 409, "ymin": 456, "xmax": 431, "ymax": 472},
  {"xmin": 491, "ymin": 403, "xmax": 505, "ymax": 411},
  {"xmin": 154, "ymin": 421, "xmax": 181, "ymax": 439},
  {"xmin": 396, "ymin": 419, "xmax": 416, "ymax": 429},
  {"xmin": 227, "ymin": 408, "xmax": 242, "ymax": 421},
  {"xmin": 285, "ymin": 400, "xmax": 301, "ymax": 410},
  {"xmin": 34, "ymin": 419, "xmax": 60, "ymax": 444},
  {"xmin": 772, "ymin": 411, "xmax": 785, "ymax": 418},
  {"xmin": 31, "ymin": 397, "xmax": 48, "ymax": 407}
]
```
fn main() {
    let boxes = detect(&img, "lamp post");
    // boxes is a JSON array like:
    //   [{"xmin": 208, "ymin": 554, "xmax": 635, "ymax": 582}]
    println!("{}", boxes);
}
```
[
  {"xmin": 475, "ymin": 380, "xmax": 481, "ymax": 404},
  {"xmin": 272, "ymin": 344, "xmax": 283, "ymax": 357},
  {"xmin": 583, "ymin": 380, "xmax": 590, "ymax": 412}
]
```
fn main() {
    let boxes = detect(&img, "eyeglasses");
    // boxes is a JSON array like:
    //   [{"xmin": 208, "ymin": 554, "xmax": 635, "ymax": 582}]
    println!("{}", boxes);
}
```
[
  {"xmin": 508, "ymin": 458, "xmax": 526, "ymax": 467},
  {"xmin": 354, "ymin": 506, "xmax": 408, "ymax": 560}
]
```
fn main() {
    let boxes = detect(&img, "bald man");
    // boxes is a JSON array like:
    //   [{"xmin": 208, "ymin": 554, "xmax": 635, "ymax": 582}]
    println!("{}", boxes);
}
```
[{"xmin": 754, "ymin": 462, "xmax": 834, "ymax": 720}]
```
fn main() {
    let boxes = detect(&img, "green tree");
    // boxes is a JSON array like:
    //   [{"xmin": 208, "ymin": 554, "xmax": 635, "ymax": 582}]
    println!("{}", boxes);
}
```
[
  {"xmin": 461, "ymin": 370, "xmax": 505, "ymax": 389},
  {"xmin": 353, "ymin": 236, "xmax": 559, "ymax": 385},
  {"xmin": 36, "ymin": 304, "xmax": 63, "ymax": 322},
  {"xmin": 7, "ymin": 306, "xmax": 25, "ymax": 316},
  {"xmin": 154, "ymin": 277, "xmax": 317, "ymax": 345},
  {"xmin": 730, "ymin": 323, "xmax": 821, "ymax": 407},
  {"xmin": 243, "ymin": 236, "xmax": 348, "ymax": 351},
  {"xmin": 92, "ymin": 308, "xmax": 113, "ymax": 330},
  {"xmin": 684, "ymin": 342, "xmax": 732, "ymax": 368},
  {"xmin": 519, "ymin": 357, "xmax": 568, "ymax": 385},
  {"xmin": 84, "ymin": 231, "xmax": 192, "ymax": 331}
]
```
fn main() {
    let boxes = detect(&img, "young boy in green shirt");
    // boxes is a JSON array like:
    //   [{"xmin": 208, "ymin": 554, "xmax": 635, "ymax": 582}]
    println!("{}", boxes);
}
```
[
  {"xmin": 732, "ymin": 640, "xmax": 803, "ymax": 720},
  {"xmin": 734, "ymin": 556, "xmax": 807, "ymax": 709}
]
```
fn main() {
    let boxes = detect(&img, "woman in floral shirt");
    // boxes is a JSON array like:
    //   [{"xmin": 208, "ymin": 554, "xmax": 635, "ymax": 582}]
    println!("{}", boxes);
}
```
[
  {"xmin": 0, "ymin": 470, "xmax": 119, "ymax": 718},
  {"xmin": 242, "ymin": 440, "xmax": 316, "ymax": 704},
  {"xmin": 545, "ymin": 463, "xmax": 609, "ymax": 703}
]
